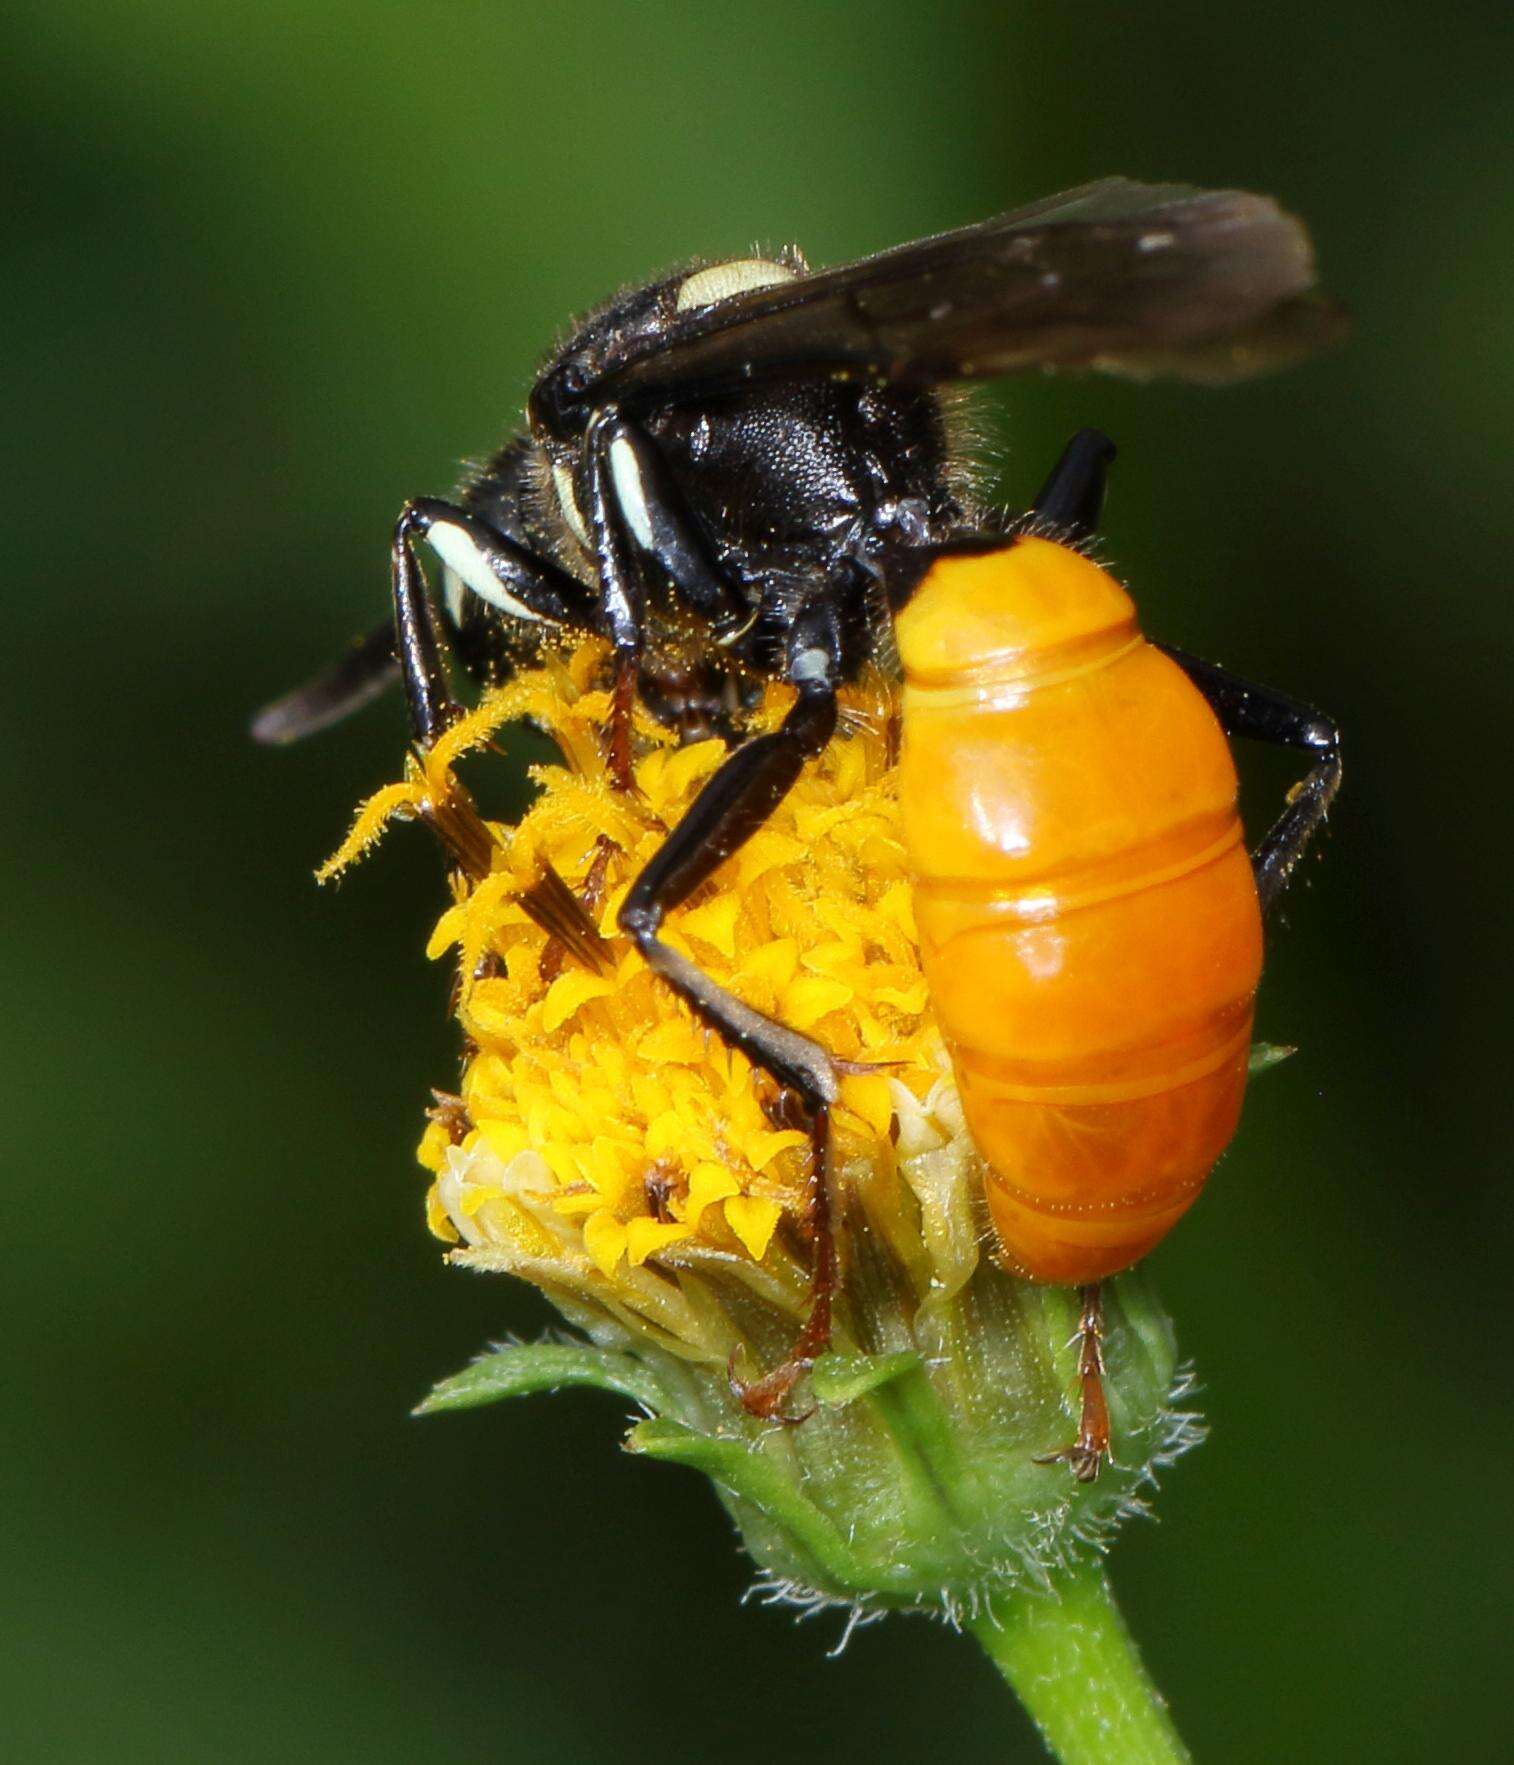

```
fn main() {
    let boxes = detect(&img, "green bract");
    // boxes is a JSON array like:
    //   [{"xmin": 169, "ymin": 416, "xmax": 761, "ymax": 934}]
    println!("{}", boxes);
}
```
[{"xmin": 418, "ymin": 1261, "xmax": 1200, "ymax": 1624}]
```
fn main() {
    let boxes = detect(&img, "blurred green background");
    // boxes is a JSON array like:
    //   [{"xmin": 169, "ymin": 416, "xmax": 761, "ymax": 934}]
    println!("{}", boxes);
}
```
[{"xmin": 6, "ymin": 1, "xmax": 1511, "ymax": 1759}]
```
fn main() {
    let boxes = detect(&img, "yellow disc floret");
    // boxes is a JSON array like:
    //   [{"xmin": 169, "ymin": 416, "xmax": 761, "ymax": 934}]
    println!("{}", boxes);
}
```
[{"xmin": 323, "ymin": 643, "xmax": 951, "ymax": 1365}]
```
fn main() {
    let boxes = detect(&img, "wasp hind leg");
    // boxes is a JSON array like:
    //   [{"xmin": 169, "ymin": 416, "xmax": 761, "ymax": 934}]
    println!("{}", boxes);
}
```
[
  {"xmin": 618, "ymin": 597, "xmax": 844, "ymax": 1419},
  {"xmin": 1034, "ymin": 1284, "xmax": 1112, "ymax": 1483},
  {"xmin": 1029, "ymin": 436, "xmax": 1344, "ymax": 911},
  {"xmin": 1156, "ymin": 645, "xmax": 1342, "ymax": 915}
]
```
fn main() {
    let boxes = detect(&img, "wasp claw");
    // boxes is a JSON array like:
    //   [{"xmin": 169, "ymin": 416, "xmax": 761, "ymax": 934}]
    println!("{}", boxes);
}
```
[
  {"xmin": 728, "ymin": 1348, "xmax": 816, "ymax": 1424},
  {"xmin": 1034, "ymin": 1442, "xmax": 1109, "ymax": 1483},
  {"xmin": 1034, "ymin": 1283, "xmax": 1110, "ymax": 1480}
]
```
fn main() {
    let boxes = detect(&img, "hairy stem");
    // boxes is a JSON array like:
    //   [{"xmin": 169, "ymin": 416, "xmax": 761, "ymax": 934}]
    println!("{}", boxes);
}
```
[{"xmin": 968, "ymin": 1560, "xmax": 1190, "ymax": 1765}]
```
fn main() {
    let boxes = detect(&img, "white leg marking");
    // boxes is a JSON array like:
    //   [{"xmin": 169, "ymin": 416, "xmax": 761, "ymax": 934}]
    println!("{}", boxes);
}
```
[
  {"xmin": 552, "ymin": 463, "xmax": 590, "ymax": 549},
  {"xmin": 441, "ymin": 564, "xmax": 467, "ymax": 627},
  {"xmin": 427, "ymin": 521, "xmax": 547, "ymax": 624},
  {"xmin": 609, "ymin": 436, "xmax": 656, "ymax": 550},
  {"xmin": 790, "ymin": 646, "xmax": 831, "ymax": 684}
]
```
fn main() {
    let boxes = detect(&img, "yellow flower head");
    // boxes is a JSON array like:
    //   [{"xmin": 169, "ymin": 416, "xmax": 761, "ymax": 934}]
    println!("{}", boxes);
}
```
[
  {"xmin": 324, "ymin": 642, "xmax": 962, "ymax": 1366},
  {"xmin": 325, "ymin": 638, "xmax": 1198, "ymax": 1619}
]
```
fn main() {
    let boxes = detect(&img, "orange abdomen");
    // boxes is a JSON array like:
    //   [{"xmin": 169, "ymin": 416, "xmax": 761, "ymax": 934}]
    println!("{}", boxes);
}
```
[{"xmin": 895, "ymin": 537, "xmax": 1263, "ymax": 1284}]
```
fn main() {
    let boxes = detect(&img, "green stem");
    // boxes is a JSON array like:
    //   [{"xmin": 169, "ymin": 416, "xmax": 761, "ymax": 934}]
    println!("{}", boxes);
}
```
[{"xmin": 968, "ymin": 1560, "xmax": 1190, "ymax": 1765}]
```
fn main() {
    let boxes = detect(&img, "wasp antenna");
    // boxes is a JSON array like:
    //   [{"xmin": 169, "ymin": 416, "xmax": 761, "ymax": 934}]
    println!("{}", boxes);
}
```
[
  {"xmin": 1031, "ymin": 429, "xmax": 1117, "ymax": 542},
  {"xmin": 251, "ymin": 622, "xmax": 399, "ymax": 745}
]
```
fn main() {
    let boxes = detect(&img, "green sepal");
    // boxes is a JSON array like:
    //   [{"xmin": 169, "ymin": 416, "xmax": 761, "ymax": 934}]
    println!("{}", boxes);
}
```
[
  {"xmin": 626, "ymin": 1417, "xmax": 911, "ymax": 1597},
  {"xmin": 1248, "ymin": 1040, "xmax": 1297, "ymax": 1075},
  {"xmin": 414, "ymin": 1339, "xmax": 666, "ymax": 1416},
  {"xmin": 810, "ymin": 1348, "xmax": 922, "ymax": 1406}
]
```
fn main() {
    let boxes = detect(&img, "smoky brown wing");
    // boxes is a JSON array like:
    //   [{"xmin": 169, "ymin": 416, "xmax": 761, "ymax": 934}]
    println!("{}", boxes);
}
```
[{"xmin": 596, "ymin": 178, "xmax": 1344, "ymax": 407}]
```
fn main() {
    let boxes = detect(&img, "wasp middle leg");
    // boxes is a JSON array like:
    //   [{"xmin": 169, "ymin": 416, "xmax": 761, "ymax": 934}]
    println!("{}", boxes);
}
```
[{"xmin": 618, "ymin": 595, "xmax": 845, "ymax": 1418}]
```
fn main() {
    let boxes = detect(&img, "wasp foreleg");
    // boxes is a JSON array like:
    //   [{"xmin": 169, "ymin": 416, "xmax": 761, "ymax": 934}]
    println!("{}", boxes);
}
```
[
  {"xmin": 255, "ymin": 497, "xmax": 592, "ymax": 748},
  {"xmin": 583, "ymin": 413, "xmax": 649, "ymax": 790},
  {"xmin": 583, "ymin": 409, "xmax": 758, "ymax": 788},
  {"xmin": 392, "ymin": 497, "xmax": 600, "ymax": 747},
  {"xmin": 390, "ymin": 502, "xmax": 462, "ymax": 747},
  {"xmin": 590, "ymin": 412, "xmax": 757, "ymax": 642}
]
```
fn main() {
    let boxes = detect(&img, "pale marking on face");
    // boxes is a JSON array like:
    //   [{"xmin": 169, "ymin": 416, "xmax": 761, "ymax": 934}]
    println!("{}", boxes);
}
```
[
  {"xmin": 551, "ymin": 462, "xmax": 591, "ymax": 549},
  {"xmin": 609, "ymin": 435, "xmax": 655, "ymax": 550},
  {"xmin": 427, "ymin": 520, "xmax": 547, "ymax": 624},
  {"xmin": 675, "ymin": 257, "xmax": 797, "ymax": 312}
]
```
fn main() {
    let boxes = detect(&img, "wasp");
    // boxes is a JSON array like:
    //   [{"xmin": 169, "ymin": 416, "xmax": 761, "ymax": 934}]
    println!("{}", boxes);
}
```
[{"xmin": 257, "ymin": 179, "xmax": 1342, "ymax": 1456}]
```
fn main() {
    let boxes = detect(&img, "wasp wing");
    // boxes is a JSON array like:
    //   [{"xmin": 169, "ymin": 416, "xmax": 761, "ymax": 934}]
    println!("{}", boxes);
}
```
[{"xmin": 592, "ymin": 178, "xmax": 1344, "ymax": 409}]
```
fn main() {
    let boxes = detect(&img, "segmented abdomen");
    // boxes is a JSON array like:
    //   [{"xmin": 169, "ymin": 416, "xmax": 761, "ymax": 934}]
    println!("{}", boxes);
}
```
[{"xmin": 896, "ymin": 538, "xmax": 1263, "ymax": 1284}]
